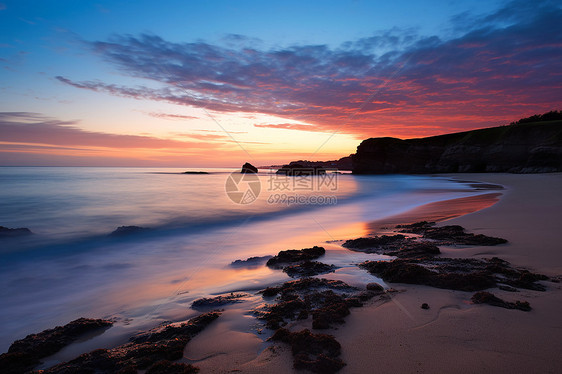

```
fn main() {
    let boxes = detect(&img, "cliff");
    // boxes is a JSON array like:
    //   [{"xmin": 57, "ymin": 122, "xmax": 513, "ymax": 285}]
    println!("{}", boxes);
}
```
[{"xmin": 352, "ymin": 121, "xmax": 562, "ymax": 174}]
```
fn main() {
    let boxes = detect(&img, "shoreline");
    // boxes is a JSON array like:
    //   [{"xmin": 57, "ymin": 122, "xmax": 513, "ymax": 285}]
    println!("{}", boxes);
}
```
[{"xmin": 3, "ymin": 173, "xmax": 561, "ymax": 373}]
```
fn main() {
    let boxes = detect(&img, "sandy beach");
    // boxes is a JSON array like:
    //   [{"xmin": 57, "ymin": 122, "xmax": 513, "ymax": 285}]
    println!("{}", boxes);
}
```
[
  {"xmin": 215, "ymin": 173, "xmax": 562, "ymax": 374},
  {"xmin": 3, "ymin": 173, "xmax": 561, "ymax": 374}
]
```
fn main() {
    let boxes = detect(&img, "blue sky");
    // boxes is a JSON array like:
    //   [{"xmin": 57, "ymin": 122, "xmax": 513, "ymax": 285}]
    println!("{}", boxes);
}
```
[{"xmin": 0, "ymin": 0, "xmax": 560, "ymax": 166}]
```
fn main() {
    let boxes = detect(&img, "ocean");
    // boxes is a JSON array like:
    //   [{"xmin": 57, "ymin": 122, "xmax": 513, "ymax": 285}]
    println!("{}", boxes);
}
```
[{"xmin": 0, "ymin": 167, "xmax": 487, "ymax": 355}]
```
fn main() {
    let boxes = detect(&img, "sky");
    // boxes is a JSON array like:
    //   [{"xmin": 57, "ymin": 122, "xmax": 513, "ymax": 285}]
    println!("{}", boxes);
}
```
[{"xmin": 0, "ymin": 0, "xmax": 561, "ymax": 167}]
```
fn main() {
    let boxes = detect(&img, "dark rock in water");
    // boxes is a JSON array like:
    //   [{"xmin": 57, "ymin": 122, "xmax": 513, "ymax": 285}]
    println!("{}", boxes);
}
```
[
  {"xmin": 182, "ymin": 171, "xmax": 209, "ymax": 174},
  {"xmin": 498, "ymin": 284, "xmax": 518, "ymax": 292},
  {"xmin": 230, "ymin": 255, "xmax": 272, "ymax": 268},
  {"xmin": 41, "ymin": 312, "xmax": 220, "ymax": 373},
  {"xmin": 276, "ymin": 162, "xmax": 327, "ymax": 176},
  {"xmin": 0, "ymin": 226, "xmax": 32, "ymax": 238},
  {"xmin": 110, "ymin": 226, "xmax": 151, "ymax": 236},
  {"xmin": 396, "ymin": 222, "xmax": 507, "ymax": 246},
  {"xmin": 271, "ymin": 328, "xmax": 345, "ymax": 374},
  {"xmin": 191, "ymin": 293, "xmax": 248, "ymax": 309},
  {"xmin": 471, "ymin": 292, "xmax": 531, "ymax": 311},
  {"xmin": 266, "ymin": 246, "xmax": 326, "ymax": 267},
  {"xmin": 0, "ymin": 318, "xmax": 112, "ymax": 374},
  {"xmin": 256, "ymin": 278, "xmax": 383, "ymax": 331},
  {"xmin": 421, "ymin": 303, "xmax": 430, "ymax": 310},
  {"xmin": 366, "ymin": 283, "xmax": 384, "ymax": 292},
  {"xmin": 146, "ymin": 360, "xmax": 199, "ymax": 374},
  {"xmin": 241, "ymin": 162, "xmax": 258, "ymax": 173},
  {"xmin": 342, "ymin": 235, "xmax": 407, "ymax": 250},
  {"xmin": 360, "ymin": 257, "xmax": 547, "ymax": 292},
  {"xmin": 343, "ymin": 234, "xmax": 440, "ymax": 259},
  {"xmin": 283, "ymin": 261, "xmax": 336, "ymax": 278}
]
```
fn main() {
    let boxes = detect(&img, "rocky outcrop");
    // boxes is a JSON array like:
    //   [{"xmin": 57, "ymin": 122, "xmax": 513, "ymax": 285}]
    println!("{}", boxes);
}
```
[
  {"xmin": 241, "ymin": 162, "xmax": 258, "ymax": 173},
  {"xmin": 276, "ymin": 162, "xmax": 327, "ymax": 175},
  {"xmin": 0, "ymin": 318, "xmax": 112, "ymax": 374},
  {"xmin": 352, "ymin": 121, "xmax": 562, "ymax": 174},
  {"xmin": 471, "ymin": 291, "xmax": 531, "ymax": 311},
  {"xmin": 266, "ymin": 246, "xmax": 326, "ymax": 267},
  {"xmin": 39, "ymin": 312, "xmax": 219, "ymax": 374}
]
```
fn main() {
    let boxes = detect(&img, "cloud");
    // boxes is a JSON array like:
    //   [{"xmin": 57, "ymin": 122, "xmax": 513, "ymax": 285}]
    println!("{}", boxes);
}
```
[
  {"xmin": 0, "ymin": 112, "xmax": 220, "ymax": 149},
  {"xmin": 57, "ymin": 0, "xmax": 562, "ymax": 138},
  {"xmin": 145, "ymin": 112, "xmax": 200, "ymax": 121},
  {"xmin": 254, "ymin": 123, "xmax": 322, "ymax": 132}
]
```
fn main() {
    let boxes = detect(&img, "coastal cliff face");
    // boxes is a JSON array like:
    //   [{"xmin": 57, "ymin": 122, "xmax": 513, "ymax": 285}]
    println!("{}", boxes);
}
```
[{"xmin": 352, "ymin": 121, "xmax": 562, "ymax": 174}]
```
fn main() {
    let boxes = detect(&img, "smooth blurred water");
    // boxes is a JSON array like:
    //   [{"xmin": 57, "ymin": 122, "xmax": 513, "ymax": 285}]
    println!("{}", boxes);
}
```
[{"xmin": 0, "ymin": 167, "xmax": 482, "ymax": 354}]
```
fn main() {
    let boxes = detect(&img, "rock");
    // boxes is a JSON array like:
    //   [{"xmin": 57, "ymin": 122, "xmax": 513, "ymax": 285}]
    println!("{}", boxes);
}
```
[
  {"xmin": 182, "ymin": 171, "xmax": 209, "ymax": 174},
  {"xmin": 109, "ymin": 226, "xmax": 151, "ymax": 236},
  {"xmin": 230, "ymin": 255, "xmax": 272, "ymax": 268},
  {"xmin": 0, "ymin": 226, "xmax": 32, "ymax": 238},
  {"xmin": 0, "ymin": 318, "xmax": 112, "ymax": 374},
  {"xmin": 421, "ymin": 303, "xmax": 430, "ymax": 309},
  {"xmin": 41, "ymin": 312, "xmax": 220, "ymax": 373},
  {"xmin": 342, "ymin": 235, "xmax": 407, "ymax": 250},
  {"xmin": 276, "ymin": 163, "xmax": 327, "ymax": 175},
  {"xmin": 360, "ymin": 257, "xmax": 547, "ymax": 292},
  {"xmin": 282, "ymin": 261, "xmax": 336, "ymax": 278},
  {"xmin": 366, "ymin": 283, "xmax": 384, "ymax": 292},
  {"xmin": 271, "ymin": 328, "xmax": 345, "ymax": 374},
  {"xmin": 397, "ymin": 222, "xmax": 507, "ymax": 246},
  {"xmin": 343, "ymin": 234, "xmax": 440, "ymax": 259},
  {"xmin": 352, "ymin": 119, "xmax": 562, "ymax": 174},
  {"xmin": 471, "ymin": 292, "xmax": 532, "ymax": 311},
  {"xmin": 241, "ymin": 162, "xmax": 258, "ymax": 173},
  {"xmin": 266, "ymin": 246, "xmax": 326, "ymax": 267},
  {"xmin": 191, "ymin": 293, "xmax": 249, "ymax": 310}
]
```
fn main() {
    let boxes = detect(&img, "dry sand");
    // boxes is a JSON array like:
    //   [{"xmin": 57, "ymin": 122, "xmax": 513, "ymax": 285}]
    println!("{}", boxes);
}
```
[{"xmin": 186, "ymin": 173, "xmax": 562, "ymax": 373}]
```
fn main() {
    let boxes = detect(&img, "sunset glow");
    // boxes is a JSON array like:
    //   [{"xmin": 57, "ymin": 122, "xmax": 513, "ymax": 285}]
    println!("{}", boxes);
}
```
[{"xmin": 1, "ymin": 0, "xmax": 561, "ymax": 166}]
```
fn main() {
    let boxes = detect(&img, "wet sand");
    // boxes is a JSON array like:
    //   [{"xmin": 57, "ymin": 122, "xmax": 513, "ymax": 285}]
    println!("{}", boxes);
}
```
[{"xmin": 219, "ymin": 173, "xmax": 562, "ymax": 373}]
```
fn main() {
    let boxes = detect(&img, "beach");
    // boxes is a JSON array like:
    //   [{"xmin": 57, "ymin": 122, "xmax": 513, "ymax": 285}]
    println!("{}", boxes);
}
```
[
  {"xmin": 2, "ymin": 172, "xmax": 561, "ymax": 373},
  {"xmin": 215, "ymin": 173, "xmax": 561, "ymax": 374}
]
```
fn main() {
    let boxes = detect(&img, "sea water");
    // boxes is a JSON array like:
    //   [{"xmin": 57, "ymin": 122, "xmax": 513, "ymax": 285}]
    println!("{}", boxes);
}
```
[{"xmin": 0, "ymin": 167, "xmax": 483, "ymax": 353}]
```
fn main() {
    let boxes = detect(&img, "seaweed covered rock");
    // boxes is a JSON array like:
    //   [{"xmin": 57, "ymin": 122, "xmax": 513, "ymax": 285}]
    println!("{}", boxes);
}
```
[
  {"xmin": 271, "ymin": 328, "xmax": 345, "ymax": 373},
  {"xmin": 257, "ymin": 278, "xmax": 381, "ymax": 330},
  {"xmin": 343, "ymin": 234, "xmax": 440, "ymax": 259},
  {"xmin": 40, "ymin": 312, "xmax": 220, "ymax": 373},
  {"xmin": 471, "ymin": 292, "xmax": 531, "ymax": 311},
  {"xmin": 0, "ymin": 317, "xmax": 112, "ymax": 374},
  {"xmin": 360, "ymin": 257, "xmax": 547, "ymax": 292},
  {"xmin": 396, "ymin": 222, "xmax": 507, "ymax": 246},
  {"xmin": 191, "ymin": 293, "xmax": 249, "ymax": 310},
  {"xmin": 283, "ymin": 261, "xmax": 336, "ymax": 278},
  {"xmin": 266, "ymin": 246, "xmax": 326, "ymax": 267}
]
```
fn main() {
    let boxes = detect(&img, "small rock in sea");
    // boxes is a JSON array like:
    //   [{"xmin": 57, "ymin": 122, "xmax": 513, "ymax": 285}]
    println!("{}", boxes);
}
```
[
  {"xmin": 109, "ymin": 226, "xmax": 151, "ymax": 236},
  {"xmin": 266, "ymin": 246, "xmax": 326, "ymax": 267},
  {"xmin": 366, "ymin": 283, "xmax": 384, "ymax": 292},
  {"xmin": 471, "ymin": 291, "xmax": 531, "ymax": 311},
  {"xmin": 182, "ymin": 171, "xmax": 209, "ymax": 174},
  {"xmin": 241, "ymin": 162, "xmax": 258, "ymax": 173},
  {"xmin": 230, "ymin": 255, "xmax": 272, "ymax": 268},
  {"xmin": 498, "ymin": 284, "xmax": 518, "ymax": 292},
  {"xmin": 421, "ymin": 303, "xmax": 430, "ymax": 309},
  {"xmin": 191, "ymin": 293, "xmax": 248, "ymax": 309},
  {"xmin": 282, "ymin": 261, "xmax": 336, "ymax": 278},
  {"xmin": 0, "ymin": 226, "xmax": 33, "ymax": 238}
]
